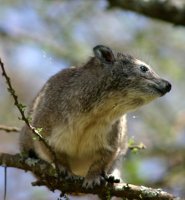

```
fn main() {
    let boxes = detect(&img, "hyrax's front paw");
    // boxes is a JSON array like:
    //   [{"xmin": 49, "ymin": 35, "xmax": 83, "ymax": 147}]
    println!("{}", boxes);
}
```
[
  {"xmin": 82, "ymin": 175, "xmax": 105, "ymax": 189},
  {"xmin": 103, "ymin": 174, "xmax": 120, "ymax": 184}
]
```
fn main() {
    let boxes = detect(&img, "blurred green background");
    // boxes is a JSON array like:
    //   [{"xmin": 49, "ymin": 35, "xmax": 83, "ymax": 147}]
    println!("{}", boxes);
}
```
[{"xmin": 0, "ymin": 0, "xmax": 185, "ymax": 199}]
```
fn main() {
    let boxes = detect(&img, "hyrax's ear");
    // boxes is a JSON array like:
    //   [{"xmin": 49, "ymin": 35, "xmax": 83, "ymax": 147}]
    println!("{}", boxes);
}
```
[{"xmin": 93, "ymin": 45, "xmax": 115, "ymax": 64}]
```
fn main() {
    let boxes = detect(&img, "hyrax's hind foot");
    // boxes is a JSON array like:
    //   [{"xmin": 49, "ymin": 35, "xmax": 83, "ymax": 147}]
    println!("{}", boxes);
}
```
[
  {"xmin": 58, "ymin": 165, "xmax": 73, "ymax": 179},
  {"xmin": 82, "ymin": 174, "xmax": 120, "ymax": 189},
  {"xmin": 82, "ymin": 175, "xmax": 106, "ymax": 189}
]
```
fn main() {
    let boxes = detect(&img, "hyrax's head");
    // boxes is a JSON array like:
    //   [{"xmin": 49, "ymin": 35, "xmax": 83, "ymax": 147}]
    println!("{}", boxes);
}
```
[{"xmin": 92, "ymin": 45, "xmax": 171, "ymax": 111}]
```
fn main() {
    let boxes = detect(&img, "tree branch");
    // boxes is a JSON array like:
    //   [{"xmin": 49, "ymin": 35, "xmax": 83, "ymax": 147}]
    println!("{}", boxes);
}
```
[
  {"xmin": 107, "ymin": 0, "xmax": 185, "ymax": 26},
  {"xmin": 0, "ymin": 125, "xmax": 20, "ymax": 133},
  {"xmin": 0, "ymin": 153, "xmax": 176, "ymax": 200}
]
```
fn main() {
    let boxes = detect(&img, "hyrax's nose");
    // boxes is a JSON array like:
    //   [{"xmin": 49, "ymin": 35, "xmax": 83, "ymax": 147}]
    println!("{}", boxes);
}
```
[{"xmin": 160, "ymin": 79, "xmax": 171, "ymax": 93}]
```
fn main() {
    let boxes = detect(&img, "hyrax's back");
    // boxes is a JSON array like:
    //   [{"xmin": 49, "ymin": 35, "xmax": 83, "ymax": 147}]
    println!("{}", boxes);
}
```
[{"xmin": 20, "ymin": 45, "xmax": 171, "ymax": 188}]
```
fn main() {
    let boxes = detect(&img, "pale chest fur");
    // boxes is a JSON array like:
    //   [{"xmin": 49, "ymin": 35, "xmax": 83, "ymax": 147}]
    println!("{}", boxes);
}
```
[
  {"xmin": 48, "ymin": 113, "xmax": 113, "ymax": 158},
  {"xmin": 48, "ymin": 115, "xmax": 113, "ymax": 176},
  {"xmin": 48, "ymin": 101, "xmax": 126, "ymax": 157},
  {"xmin": 47, "ymin": 105, "xmax": 127, "ymax": 176}
]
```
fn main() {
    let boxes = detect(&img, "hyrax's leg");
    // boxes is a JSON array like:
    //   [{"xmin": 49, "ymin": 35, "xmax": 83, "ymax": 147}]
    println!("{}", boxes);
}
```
[
  {"xmin": 83, "ymin": 148, "xmax": 118, "ymax": 188},
  {"xmin": 20, "ymin": 125, "xmax": 73, "ymax": 178},
  {"xmin": 34, "ymin": 141, "xmax": 73, "ymax": 176},
  {"xmin": 55, "ymin": 151, "xmax": 76, "ymax": 179},
  {"xmin": 19, "ymin": 126, "xmax": 34, "ymax": 155},
  {"xmin": 105, "ymin": 156, "xmax": 123, "ymax": 184}
]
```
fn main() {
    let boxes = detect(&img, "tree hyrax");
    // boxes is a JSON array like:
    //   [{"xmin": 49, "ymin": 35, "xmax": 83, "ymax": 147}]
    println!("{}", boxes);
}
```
[{"xmin": 20, "ymin": 45, "xmax": 171, "ymax": 188}]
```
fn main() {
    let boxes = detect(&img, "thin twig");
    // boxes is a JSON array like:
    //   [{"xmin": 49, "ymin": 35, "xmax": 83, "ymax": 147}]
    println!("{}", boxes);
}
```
[
  {"xmin": 0, "ymin": 58, "xmax": 60, "ymax": 177},
  {"xmin": 0, "ymin": 125, "xmax": 20, "ymax": 133}
]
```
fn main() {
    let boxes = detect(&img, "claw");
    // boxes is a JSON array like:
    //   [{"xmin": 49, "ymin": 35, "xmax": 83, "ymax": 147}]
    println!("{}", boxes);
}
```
[
  {"xmin": 59, "ymin": 166, "xmax": 69, "ymax": 177},
  {"xmin": 102, "ymin": 173, "xmax": 120, "ymax": 184},
  {"xmin": 82, "ymin": 175, "xmax": 105, "ymax": 189},
  {"xmin": 107, "ymin": 175, "xmax": 120, "ymax": 183}
]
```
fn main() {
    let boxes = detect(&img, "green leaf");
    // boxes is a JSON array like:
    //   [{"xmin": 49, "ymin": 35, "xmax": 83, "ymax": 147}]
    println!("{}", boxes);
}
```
[{"xmin": 128, "ymin": 137, "xmax": 135, "ymax": 147}]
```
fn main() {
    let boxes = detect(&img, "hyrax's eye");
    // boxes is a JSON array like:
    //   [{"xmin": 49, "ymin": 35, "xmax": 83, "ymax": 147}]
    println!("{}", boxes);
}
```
[{"xmin": 140, "ymin": 65, "xmax": 148, "ymax": 73}]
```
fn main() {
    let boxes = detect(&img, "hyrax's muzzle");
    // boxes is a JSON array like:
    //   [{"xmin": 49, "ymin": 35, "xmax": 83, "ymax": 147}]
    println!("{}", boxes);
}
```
[{"xmin": 154, "ymin": 79, "xmax": 171, "ymax": 96}]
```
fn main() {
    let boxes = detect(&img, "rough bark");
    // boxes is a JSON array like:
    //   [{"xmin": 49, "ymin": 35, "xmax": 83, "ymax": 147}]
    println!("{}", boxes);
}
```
[{"xmin": 0, "ymin": 153, "xmax": 176, "ymax": 200}]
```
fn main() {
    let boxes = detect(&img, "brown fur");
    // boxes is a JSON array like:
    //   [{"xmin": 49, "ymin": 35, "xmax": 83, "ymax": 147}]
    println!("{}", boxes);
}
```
[{"xmin": 19, "ymin": 45, "xmax": 171, "ymax": 188}]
